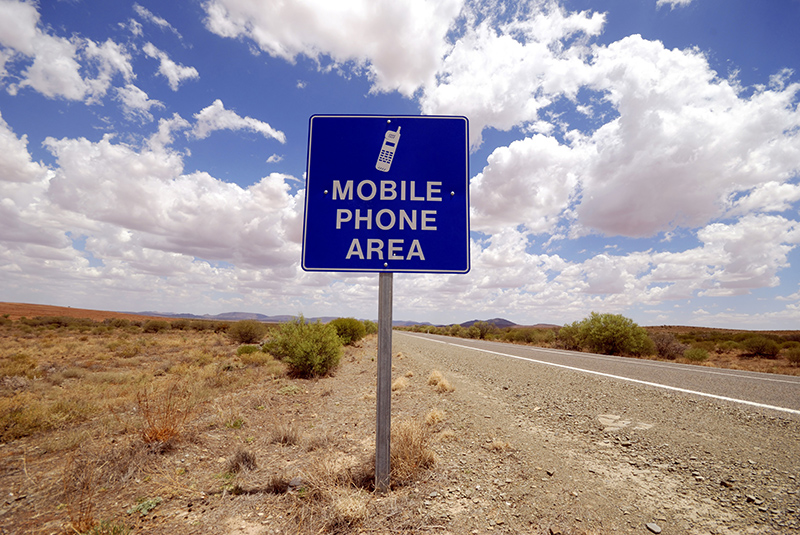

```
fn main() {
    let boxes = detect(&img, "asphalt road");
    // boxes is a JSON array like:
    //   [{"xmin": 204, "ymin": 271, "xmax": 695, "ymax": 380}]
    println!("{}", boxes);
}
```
[{"xmin": 397, "ymin": 332, "xmax": 800, "ymax": 417}]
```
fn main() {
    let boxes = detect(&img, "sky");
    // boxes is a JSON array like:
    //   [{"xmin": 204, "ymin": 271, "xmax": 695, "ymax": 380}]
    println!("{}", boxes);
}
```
[{"xmin": 1, "ymin": 0, "xmax": 799, "ymax": 329}]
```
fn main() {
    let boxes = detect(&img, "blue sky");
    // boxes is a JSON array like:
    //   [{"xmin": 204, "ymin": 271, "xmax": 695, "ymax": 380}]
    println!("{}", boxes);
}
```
[{"xmin": 1, "ymin": 0, "xmax": 799, "ymax": 329}]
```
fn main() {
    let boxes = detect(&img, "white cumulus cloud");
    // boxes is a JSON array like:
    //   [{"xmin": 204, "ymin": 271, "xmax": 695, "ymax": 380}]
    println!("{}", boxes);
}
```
[
  {"xmin": 203, "ymin": 0, "xmax": 464, "ymax": 97},
  {"xmin": 143, "ymin": 42, "xmax": 198, "ymax": 91},
  {"xmin": 0, "ymin": 0, "xmax": 133, "ymax": 101},
  {"xmin": 191, "ymin": 99, "xmax": 286, "ymax": 143}
]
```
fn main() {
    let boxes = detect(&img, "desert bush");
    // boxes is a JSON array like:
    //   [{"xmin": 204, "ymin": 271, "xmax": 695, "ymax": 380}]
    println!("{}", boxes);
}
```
[
  {"xmin": 264, "ymin": 316, "xmax": 342, "ymax": 378},
  {"xmin": 466, "ymin": 325, "xmax": 480, "ymax": 339},
  {"xmin": 329, "ymin": 317, "xmax": 366, "ymax": 345},
  {"xmin": 742, "ymin": 336, "xmax": 781, "ymax": 358},
  {"xmin": 228, "ymin": 320, "xmax": 268, "ymax": 344},
  {"xmin": 236, "ymin": 345, "xmax": 261, "ymax": 356},
  {"xmin": 142, "ymin": 320, "xmax": 170, "ymax": 333},
  {"xmin": 170, "ymin": 318, "xmax": 190, "ymax": 330},
  {"xmin": 650, "ymin": 332, "xmax": 688, "ymax": 360},
  {"xmin": 363, "ymin": 320, "xmax": 378, "ymax": 335},
  {"xmin": 566, "ymin": 312, "xmax": 654, "ymax": 356},
  {"xmin": 684, "ymin": 347, "xmax": 709, "ymax": 362},
  {"xmin": 105, "ymin": 317, "xmax": 131, "ymax": 329},
  {"xmin": 447, "ymin": 324, "xmax": 466, "ymax": 338},
  {"xmin": 555, "ymin": 323, "xmax": 582, "ymax": 350},
  {"xmin": 718, "ymin": 340, "xmax": 741, "ymax": 353},
  {"xmin": 692, "ymin": 340, "xmax": 717, "ymax": 354},
  {"xmin": 786, "ymin": 347, "xmax": 800, "ymax": 365},
  {"xmin": 471, "ymin": 321, "xmax": 495, "ymax": 340}
]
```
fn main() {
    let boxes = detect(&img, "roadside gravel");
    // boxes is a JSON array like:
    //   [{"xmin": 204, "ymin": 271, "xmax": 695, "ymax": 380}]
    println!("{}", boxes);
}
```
[{"xmin": 394, "ymin": 332, "xmax": 800, "ymax": 534}]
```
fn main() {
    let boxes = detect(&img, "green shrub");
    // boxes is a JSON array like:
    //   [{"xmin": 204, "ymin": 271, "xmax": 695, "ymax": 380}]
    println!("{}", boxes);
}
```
[
  {"xmin": 263, "ymin": 317, "xmax": 342, "ymax": 378},
  {"xmin": 238, "ymin": 351, "xmax": 277, "ymax": 368},
  {"xmin": 566, "ymin": 313, "xmax": 654, "ymax": 356},
  {"xmin": 718, "ymin": 340, "xmax": 741, "ymax": 353},
  {"xmin": 742, "ymin": 336, "xmax": 781, "ymax": 358},
  {"xmin": 363, "ymin": 320, "xmax": 378, "ymax": 335},
  {"xmin": 329, "ymin": 317, "xmax": 366, "ymax": 345},
  {"xmin": 104, "ymin": 318, "xmax": 130, "ymax": 329},
  {"xmin": 472, "ymin": 321, "xmax": 495, "ymax": 340},
  {"xmin": 692, "ymin": 340, "xmax": 717, "ymax": 353},
  {"xmin": 555, "ymin": 322, "xmax": 582, "ymax": 350},
  {"xmin": 447, "ymin": 324, "xmax": 466, "ymax": 338},
  {"xmin": 170, "ymin": 318, "xmax": 190, "ymax": 330},
  {"xmin": 228, "ymin": 320, "xmax": 268, "ymax": 344},
  {"xmin": 786, "ymin": 347, "xmax": 800, "ymax": 365},
  {"xmin": 236, "ymin": 345, "xmax": 261, "ymax": 355},
  {"xmin": 684, "ymin": 347, "xmax": 709, "ymax": 362},
  {"xmin": 142, "ymin": 320, "xmax": 170, "ymax": 333},
  {"xmin": 650, "ymin": 332, "xmax": 688, "ymax": 360}
]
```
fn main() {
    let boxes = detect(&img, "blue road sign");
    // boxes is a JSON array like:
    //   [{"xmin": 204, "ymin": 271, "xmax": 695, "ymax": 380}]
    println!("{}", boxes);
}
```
[{"xmin": 302, "ymin": 115, "xmax": 470, "ymax": 273}]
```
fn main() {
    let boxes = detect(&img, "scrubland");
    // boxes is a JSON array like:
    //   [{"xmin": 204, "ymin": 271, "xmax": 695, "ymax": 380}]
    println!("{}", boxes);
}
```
[{"xmin": 0, "ymin": 313, "xmax": 444, "ymax": 534}]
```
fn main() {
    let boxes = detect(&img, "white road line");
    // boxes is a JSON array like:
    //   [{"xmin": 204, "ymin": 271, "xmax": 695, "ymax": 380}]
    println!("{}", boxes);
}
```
[
  {"xmin": 516, "ymin": 343, "xmax": 800, "ymax": 385},
  {"xmin": 400, "ymin": 333, "xmax": 800, "ymax": 416}
]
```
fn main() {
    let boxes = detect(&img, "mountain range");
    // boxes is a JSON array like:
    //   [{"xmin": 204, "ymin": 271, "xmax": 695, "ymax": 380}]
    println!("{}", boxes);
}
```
[{"xmin": 133, "ymin": 311, "xmax": 557, "ymax": 329}]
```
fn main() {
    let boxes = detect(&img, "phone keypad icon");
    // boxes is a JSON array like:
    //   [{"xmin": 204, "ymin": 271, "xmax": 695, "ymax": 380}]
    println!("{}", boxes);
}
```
[{"xmin": 376, "ymin": 126, "xmax": 401, "ymax": 172}]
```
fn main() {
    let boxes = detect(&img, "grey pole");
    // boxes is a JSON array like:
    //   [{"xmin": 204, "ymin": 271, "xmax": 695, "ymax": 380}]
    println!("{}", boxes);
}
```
[{"xmin": 375, "ymin": 272, "xmax": 393, "ymax": 493}]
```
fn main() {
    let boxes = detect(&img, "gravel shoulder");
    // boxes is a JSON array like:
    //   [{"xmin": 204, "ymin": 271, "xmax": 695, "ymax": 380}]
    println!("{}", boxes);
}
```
[{"xmin": 394, "ymin": 332, "xmax": 800, "ymax": 534}]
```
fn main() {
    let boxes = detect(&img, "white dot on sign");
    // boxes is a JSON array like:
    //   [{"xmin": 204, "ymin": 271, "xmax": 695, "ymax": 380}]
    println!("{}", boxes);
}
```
[
  {"xmin": 451, "ymin": 191, "xmax": 454, "ymax": 196},
  {"xmin": 324, "ymin": 190, "xmax": 328, "ymax": 195},
  {"xmin": 384, "ymin": 263, "xmax": 388, "ymax": 267}
]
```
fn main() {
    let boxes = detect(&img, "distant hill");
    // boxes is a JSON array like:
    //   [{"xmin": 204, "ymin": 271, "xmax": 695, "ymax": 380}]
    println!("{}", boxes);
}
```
[
  {"xmin": 460, "ymin": 318, "xmax": 518, "ymax": 329},
  {"xmin": 135, "ymin": 311, "xmax": 339, "ymax": 324},
  {"xmin": 393, "ymin": 320, "xmax": 434, "ymax": 327}
]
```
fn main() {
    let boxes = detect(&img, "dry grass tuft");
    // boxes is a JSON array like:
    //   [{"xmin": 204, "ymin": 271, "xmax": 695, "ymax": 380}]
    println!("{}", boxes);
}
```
[
  {"xmin": 271, "ymin": 420, "xmax": 302, "ymax": 445},
  {"xmin": 404, "ymin": 370, "xmax": 414, "ymax": 378},
  {"xmin": 390, "ymin": 419, "xmax": 435, "ymax": 486},
  {"xmin": 427, "ymin": 370, "xmax": 454, "ymax": 392},
  {"xmin": 227, "ymin": 448, "xmax": 257, "ymax": 474},
  {"xmin": 425, "ymin": 408, "xmax": 445, "ymax": 426},
  {"xmin": 63, "ymin": 453, "xmax": 97, "ymax": 533},
  {"xmin": 437, "ymin": 428, "xmax": 457, "ymax": 442},
  {"xmin": 391, "ymin": 376, "xmax": 408, "ymax": 391},
  {"xmin": 136, "ymin": 381, "xmax": 192, "ymax": 448},
  {"xmin": 305, "ymin": 430, "xmax": 336, "ymax": 451},
  {"xmin": 329, "ymin": 490, "xmax": 369, "ymax": 529}
]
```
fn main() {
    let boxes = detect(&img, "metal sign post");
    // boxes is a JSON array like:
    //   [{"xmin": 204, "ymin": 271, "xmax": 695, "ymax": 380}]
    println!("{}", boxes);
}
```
[
  {"xmin": 302, "ymin": 115, "xmax": 469, "ymax": 493},
  {"xmin": 375, "ymin": 272, "xmax": 393, "ymax": 492}
]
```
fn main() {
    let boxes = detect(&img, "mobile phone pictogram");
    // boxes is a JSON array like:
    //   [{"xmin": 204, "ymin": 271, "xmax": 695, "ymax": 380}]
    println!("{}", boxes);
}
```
[{"xmin": 376, "ymin": 126, "xmax": 401, "ymax": 172}]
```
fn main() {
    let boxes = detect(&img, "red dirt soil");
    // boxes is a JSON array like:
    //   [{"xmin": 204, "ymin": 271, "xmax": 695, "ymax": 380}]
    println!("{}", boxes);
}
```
[{"xmin": 0, "ymin": 302, "xmax": 165, "ymax": 322}]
